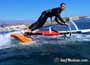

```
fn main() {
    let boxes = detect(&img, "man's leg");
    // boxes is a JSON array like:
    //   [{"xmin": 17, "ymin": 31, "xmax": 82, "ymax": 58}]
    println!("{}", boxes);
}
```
[
  {"xmin": 28, "ymin": 11, "xmax": 47, "ymax": 31},
  {"xmin": 24, "ymin": 11, "xmax": 48, "ymax": 36}
]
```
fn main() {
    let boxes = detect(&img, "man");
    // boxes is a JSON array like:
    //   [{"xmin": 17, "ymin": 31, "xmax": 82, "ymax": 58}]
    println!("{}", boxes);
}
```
[{"xmin": 25, "ymin": 3, "xmax": 68, "ymax": 34}]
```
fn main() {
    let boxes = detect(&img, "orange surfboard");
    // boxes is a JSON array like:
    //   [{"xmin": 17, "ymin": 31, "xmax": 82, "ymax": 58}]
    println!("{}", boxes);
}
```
[{"xmin": 11, "ymin": 33, "xmax": 33, "ymax": 43}]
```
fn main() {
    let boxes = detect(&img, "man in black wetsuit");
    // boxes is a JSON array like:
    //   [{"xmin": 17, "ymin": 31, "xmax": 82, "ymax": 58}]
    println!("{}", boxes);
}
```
[{"xmin": 25, "ymin": 3, "xmax": 68, "ymax": 33}]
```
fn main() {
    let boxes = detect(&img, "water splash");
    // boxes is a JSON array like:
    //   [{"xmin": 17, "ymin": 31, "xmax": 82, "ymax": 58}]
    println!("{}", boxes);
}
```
[
  {"xmin": 0, "ymin": 26, "xmax": 90, "ymax": 50},
  {"xmin": 0, "ymin": 30, "xmax": 23, "ymax": 49},
  {"xmin": 0, "ymin": 33, "xmax": 12, "ymax": 49}
]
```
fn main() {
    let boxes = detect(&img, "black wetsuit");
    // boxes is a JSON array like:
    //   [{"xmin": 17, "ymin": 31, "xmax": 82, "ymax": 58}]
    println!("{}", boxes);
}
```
[{"xmin": 29, "ymin": 7, "xmax": 65, "ymax": 31}]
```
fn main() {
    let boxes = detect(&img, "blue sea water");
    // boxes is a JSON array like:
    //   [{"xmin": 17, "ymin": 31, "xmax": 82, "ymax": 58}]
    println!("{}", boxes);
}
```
[{"xmin": 0, "ymin": 18, "xmax": 90, "ymax": 65}]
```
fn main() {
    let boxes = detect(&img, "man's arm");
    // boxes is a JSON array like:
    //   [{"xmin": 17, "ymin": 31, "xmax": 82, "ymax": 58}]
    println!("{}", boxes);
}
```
[
  {"xmin": 55, "ymin": 17, "xmax": 64, "ymax": 25},
  {"xmin": 55, "ymin": 14, "xmax": 65, "ymax": 25},
  {"xmin": 55, "ymin": 15, "xmax": 69, "ymax": 26},
  {"xmin": 56, "ymin": 14, "xmax": 65, "ymax": 23}
]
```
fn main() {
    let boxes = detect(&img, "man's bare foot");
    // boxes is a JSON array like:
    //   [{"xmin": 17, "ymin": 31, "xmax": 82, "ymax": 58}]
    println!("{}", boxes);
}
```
[
  {"xmin": 24, "ymin": 29, "xmax": 32, "ymax": 37},
  {"xmin": 25, "ymin": 29, "xmax": 32, "ymax": 33}
]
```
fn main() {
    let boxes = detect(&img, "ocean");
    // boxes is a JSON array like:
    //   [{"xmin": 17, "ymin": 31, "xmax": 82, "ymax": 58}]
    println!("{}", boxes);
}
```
[{"xmin": 0, "ymin": 18, "xmax": 90, "ymax": 65}]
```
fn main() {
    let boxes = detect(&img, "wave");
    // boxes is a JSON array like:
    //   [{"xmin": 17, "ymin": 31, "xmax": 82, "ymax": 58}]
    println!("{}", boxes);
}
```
[{"xmin": 0, "ymin": 29, "xmax": 90, "ymax": 50}]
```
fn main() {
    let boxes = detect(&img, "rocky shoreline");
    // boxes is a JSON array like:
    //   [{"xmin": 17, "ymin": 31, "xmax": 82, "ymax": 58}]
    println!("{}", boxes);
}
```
[{"xmin": 0, "ymin": 16, "xmax": 89, "ymax": 32}]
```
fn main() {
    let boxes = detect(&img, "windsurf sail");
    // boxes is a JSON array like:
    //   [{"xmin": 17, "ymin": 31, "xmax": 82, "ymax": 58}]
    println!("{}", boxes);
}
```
[
  {"xmin": 10, "ymin": 29, "xmax": 90, "ymax": 43},
  {"xmin": 22, "ymin": 29, "xmax": 90, "ymax": 36}
]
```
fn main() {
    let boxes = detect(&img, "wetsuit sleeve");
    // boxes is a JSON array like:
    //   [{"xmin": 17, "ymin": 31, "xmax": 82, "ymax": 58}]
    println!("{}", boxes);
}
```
[
  {"xmin": 56, "ymin": 14, "xmax": 65, "ymax": 23},
  {"xmin": 55, "ymin": 17, "xmax": 64, "ymax": 25},
  {"xmin": 55, "ymin": 14, "xmax": 65, "ymax": 25}
]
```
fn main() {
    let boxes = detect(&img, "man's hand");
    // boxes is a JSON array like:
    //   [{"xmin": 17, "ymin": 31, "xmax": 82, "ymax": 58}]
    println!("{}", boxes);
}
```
[{"xmin": 64, "ymin": 23, "xmax": 69, "ymax": 26}]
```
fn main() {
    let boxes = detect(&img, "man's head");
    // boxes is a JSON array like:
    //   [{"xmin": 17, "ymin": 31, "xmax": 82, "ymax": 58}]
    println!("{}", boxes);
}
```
[{"xmin": 60, "ymin": 3, "xmax": 65, "ymax": 11}]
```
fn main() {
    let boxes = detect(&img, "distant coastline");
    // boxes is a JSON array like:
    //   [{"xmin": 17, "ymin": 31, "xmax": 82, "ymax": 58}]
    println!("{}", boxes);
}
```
[{"xmin": 0, "ymin": 16, "xmax": 89, "ymax": 32}]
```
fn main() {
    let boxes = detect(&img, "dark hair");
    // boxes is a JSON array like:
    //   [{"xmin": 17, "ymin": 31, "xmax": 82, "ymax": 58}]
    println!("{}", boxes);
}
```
[{"xmin": 60, "ymin": 3, "xmax": 65, "ymax": 6}]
